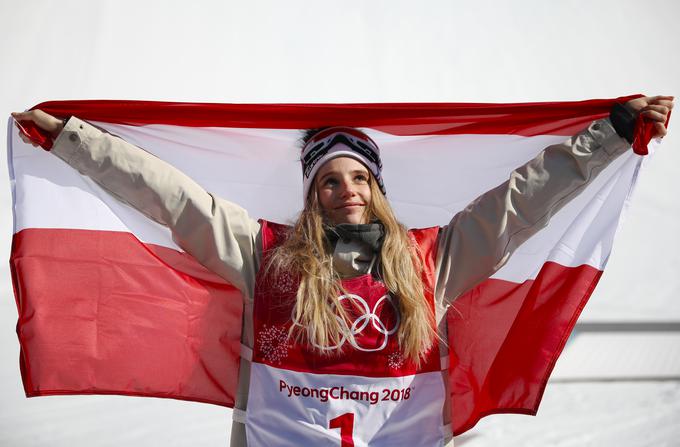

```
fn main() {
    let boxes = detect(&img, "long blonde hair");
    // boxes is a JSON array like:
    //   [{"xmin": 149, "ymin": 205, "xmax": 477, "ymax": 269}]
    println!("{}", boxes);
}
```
[{"xmin": 266, "ymin": 174, "xmax": 437, "ymax": 364}]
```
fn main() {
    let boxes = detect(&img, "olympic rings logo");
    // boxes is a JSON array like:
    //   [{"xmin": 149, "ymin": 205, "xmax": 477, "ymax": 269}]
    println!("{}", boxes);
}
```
[{"xmin": 292, "ymin": 294, "xmax": 400, "ymax": 352}]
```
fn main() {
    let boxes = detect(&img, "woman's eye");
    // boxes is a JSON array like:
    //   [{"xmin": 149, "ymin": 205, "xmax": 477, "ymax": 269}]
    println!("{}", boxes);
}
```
[
  {"xmin": 324, "ymin": 178, "xmax": 338, "ymax": 187},
  {"xmin": 355, "ymin": 174, "xmax": 368, "ymax": 183}
]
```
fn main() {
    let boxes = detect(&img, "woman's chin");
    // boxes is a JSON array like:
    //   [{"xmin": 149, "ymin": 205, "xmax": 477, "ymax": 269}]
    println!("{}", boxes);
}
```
[{"xmin": 329, "ymin": 209, "xmax": 366, "ymax": 225}]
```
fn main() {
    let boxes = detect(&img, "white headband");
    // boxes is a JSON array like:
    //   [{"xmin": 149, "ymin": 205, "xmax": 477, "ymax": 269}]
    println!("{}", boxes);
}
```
[{"xmin": 300, "ymin": 127, "xmax": 384, "ymax": 200}]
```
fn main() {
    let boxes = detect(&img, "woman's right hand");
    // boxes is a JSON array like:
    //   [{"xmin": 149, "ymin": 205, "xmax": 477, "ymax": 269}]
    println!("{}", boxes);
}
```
[{"xmin": 12, "ymin": 109, "xmax": 64, "ymax": 147}]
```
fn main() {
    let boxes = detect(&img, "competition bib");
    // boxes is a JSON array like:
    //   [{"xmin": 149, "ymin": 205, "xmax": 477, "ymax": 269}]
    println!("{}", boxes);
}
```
[{"xmin": 245, "ymin": 222, "xmax": 447, "ymax": 446}]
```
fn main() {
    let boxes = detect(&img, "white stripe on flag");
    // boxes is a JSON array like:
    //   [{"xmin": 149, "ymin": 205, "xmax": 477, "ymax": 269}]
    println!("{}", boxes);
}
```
[{"xmin": 10, "ymin": 123, "xmax": 643, "ymax": 283}]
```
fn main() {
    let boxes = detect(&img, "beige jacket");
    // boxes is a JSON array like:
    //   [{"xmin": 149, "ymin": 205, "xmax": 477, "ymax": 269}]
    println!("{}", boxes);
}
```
[{"xmin": 51, "ymin": 117, "xmax": 630, "ymax": 446}]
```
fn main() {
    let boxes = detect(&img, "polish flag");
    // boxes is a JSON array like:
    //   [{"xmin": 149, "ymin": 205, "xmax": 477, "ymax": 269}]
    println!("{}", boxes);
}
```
[{"xmin": 7, "ymin": 97, "xmax": 657, "ymax": 434}]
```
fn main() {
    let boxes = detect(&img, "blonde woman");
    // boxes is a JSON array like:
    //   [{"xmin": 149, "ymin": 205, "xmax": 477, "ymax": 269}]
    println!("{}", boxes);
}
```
[{"xmin": 12, "ymin": 95, "xmax": 673, "ymax": 446}]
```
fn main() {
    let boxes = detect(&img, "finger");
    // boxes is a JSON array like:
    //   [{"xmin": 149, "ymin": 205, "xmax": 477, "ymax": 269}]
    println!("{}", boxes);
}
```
[
  {"xmin": 651, "ymin": 99, "xmax": 675, "ymax": 110},
  {"xmin": 648, "ymin": 96, "xmax": 674, "ymax": 107},
  {"xmin": 21, "ymin": 134, "xmax": 39, "ymax": 148},
  {"xmin": 14, "ymin": 119, "xmax": 29, "ymax": 135},
  {"xmin": 644, "ymin": 104, "xmax": 670, "ymax": 115},
  {"xmin": 11, "ymin": 111, "xmax": 31, "ymax": 121},
  {"xmin": 18, "ymin": 133, "xmax": 40, "ymax": 148},
  {"xmin": 647, "ymin": 95, "xmax": 674, "ymax": 102},
  {"xmin": 642, "ymin": 110, "xmax": 668, "ymax": 122},
  {"xmin": 654, "ymin": 121, "xmax": 668, "ymax": 138},
  {"xmin": 22, "ymin": 135, "xmax": 40, "ymax": 148}
]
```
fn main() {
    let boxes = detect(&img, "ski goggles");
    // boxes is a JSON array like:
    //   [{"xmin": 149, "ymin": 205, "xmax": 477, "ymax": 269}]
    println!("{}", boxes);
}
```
[{"xmin": 301, "ymin": 127, "xmax": 385, "ymax": 196}]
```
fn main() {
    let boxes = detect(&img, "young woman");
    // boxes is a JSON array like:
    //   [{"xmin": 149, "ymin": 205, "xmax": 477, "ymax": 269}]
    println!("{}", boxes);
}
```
[{"xmin": 12, "ymin": 96, "xmax": 673, "ymax": 446}]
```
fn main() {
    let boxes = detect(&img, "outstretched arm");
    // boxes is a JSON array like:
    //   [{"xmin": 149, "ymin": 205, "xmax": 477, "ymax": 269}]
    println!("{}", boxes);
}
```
[
  {"xmin": 434, "ymin": 95, "xmax": 673, "ymax": 304},
  {"xmin": 12, "ymin": 110, "xmax": 261, "ymax": 297}
]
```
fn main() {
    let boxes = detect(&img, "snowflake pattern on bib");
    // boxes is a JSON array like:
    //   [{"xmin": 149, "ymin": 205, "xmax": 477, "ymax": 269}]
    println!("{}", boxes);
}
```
[
  {"xmin": 387, "ymin": 351, "xmax": 406, "ymax": 370},
  {"xmin": 272, "ymin": 271, "xmax": 297, "ymax": 296},
  {"xmin": 257, "ymin": 325, "xmax": 291, "ymax": 365}
]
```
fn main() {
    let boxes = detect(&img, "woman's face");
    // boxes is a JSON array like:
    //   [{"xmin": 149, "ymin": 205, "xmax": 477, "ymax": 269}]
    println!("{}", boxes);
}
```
[{"xmin": 315, "ymin": 156, "xmax": 372, "ymax": 225}]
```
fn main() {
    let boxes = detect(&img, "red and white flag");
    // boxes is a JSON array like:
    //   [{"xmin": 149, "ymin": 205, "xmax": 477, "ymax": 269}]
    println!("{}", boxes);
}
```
[{"xmin": 7, "ymin": 97, "xmax": 657, "ymax": 434}]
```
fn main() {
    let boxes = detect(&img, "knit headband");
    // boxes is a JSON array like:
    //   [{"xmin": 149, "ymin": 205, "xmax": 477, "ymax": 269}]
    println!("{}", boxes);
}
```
[{"xmin": 300, "ymin": 127, "xmax": 385, "ymax": 200}]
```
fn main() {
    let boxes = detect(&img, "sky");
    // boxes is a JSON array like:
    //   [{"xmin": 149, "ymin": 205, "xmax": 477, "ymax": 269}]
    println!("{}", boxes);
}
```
[{"xmin": 1, "ymin": 1, "xmax": 679, "ymax": 445}]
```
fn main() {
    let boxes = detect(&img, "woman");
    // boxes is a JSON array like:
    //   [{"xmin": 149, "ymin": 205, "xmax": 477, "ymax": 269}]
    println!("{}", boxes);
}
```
[{"xmin": 11, "ymin": 96, "xmax": 673, "ymax": 446}]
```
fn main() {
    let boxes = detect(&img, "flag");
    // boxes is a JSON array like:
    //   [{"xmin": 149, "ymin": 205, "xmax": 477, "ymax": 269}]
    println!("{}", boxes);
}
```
[{"xmin": 8, "ymin": 97, "xmax": 655, "ymax": 434}]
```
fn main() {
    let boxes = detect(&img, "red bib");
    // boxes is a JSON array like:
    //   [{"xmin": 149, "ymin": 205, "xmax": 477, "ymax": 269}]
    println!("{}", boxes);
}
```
[{"xmin": 246, "ymin": 221, "xmax": 448, "ymax": 446}]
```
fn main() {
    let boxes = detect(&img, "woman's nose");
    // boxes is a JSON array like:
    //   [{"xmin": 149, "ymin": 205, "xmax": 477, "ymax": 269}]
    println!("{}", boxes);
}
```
[{"xmin": 338, "ymin": 179, "xmax": 356, "ymax": 198}]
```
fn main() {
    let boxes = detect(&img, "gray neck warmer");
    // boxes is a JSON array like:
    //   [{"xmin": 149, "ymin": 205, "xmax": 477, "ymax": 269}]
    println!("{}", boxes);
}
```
[
  {"xmin": 324, "ymin": 222, "xmax": 385, "ymax": 278},
  {"xmin": 324, "ymin": 222, "xmax": 385, "ymax": 253}
]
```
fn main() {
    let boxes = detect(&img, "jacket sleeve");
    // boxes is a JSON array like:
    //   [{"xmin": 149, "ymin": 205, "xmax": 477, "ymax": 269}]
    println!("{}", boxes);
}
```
[
  {"xmin": 50, "ymin": 117, "xmax": 261, "ymax": 297},
  {"xmin": 434, "ymin": 118, "xmax": 630, "ymax": 303}
]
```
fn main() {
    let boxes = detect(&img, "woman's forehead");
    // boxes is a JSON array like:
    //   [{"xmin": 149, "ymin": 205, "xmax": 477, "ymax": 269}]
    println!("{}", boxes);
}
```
[{"xmin": 316, "ymin": 155, "xmax": 370, "ymax": 176}]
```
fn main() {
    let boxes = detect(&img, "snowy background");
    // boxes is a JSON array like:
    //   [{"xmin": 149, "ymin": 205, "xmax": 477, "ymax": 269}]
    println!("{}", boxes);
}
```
[{"xmin": 1, "ymin": 1, "xmax": 679, "ymax": 446}]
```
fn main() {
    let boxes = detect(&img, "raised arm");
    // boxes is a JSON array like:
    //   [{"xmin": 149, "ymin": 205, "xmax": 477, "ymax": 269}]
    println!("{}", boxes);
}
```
[
  {"xmin": 12, "ymin": 110, "xmax": 261, "ymax": 297},
  {"xmin": 434, "ymin": 96, "xmax": 673, "ymax": 303}
]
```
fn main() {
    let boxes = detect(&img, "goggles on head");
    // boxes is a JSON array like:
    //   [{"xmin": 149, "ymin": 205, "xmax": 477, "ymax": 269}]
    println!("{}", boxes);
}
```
[{"xmin": 301, "ymin": 127, "xmax": 385, "ymax": 194}]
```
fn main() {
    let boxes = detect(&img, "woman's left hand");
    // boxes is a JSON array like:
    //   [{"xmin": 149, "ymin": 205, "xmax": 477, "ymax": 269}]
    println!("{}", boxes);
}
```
[{"xmin": 624, "ymin": 95, "xmax": 674, "ymax": 138}]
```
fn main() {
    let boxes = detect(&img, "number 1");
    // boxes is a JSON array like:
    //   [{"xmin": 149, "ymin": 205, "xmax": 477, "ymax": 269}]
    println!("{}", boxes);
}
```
[{"xmin": 329, "ymin": 413, "xmax": 355, "ymax": 447}]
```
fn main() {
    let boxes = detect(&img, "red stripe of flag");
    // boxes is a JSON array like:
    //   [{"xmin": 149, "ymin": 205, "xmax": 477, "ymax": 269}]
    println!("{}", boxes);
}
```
[
  {"xmin": 11, "ymin": 228, "xmax": 242, "ymax": 407},
  {"xmin": 11, "ymin": 227, "xmax": 602, "ymax": 435},
  {"xmin": 32, "ymin": 96, "xmax": 641, "ymax": 136}
]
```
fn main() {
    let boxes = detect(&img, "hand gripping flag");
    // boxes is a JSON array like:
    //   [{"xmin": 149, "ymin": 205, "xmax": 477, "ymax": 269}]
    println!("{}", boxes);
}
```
[{"xmin": 7, "ymin": 97, "xmax": 663, "ymax": 435}]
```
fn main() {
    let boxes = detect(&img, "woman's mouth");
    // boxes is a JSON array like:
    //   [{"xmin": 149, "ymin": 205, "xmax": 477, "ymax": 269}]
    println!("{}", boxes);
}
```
[{"xmin": 335, "ymin": 203, "xmax": 364, "ymax": 210}]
